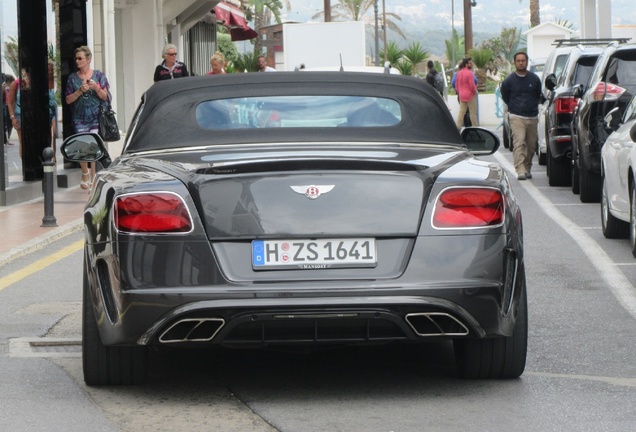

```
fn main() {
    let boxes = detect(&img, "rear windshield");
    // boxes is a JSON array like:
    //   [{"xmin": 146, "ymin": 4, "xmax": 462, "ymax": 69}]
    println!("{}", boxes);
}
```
[
  {"xmin": 571, "ymin": 56, "xmax": 599, "ymax": 89},
  {"xmin": 195, "ymin": 96, "xmax": 402, "ymax": 130}
]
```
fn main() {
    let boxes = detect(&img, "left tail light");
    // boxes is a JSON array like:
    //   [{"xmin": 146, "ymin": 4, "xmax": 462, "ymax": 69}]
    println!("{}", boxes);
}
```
[
  {"xmin": 432, "ymin": 187, "xmax": 504, "ymax": 229},
  {"xmin": 114, "ymin": 192, "xmax": 193, "ymax": 233},
  {"xmin": 555, "ymin": 96, "xmax": 579, "ymax": 114}
]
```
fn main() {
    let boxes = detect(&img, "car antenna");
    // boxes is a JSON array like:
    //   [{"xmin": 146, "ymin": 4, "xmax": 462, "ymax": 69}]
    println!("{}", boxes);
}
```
[{"xmin": 339, "ymin": 54, "xmax": 344, "ymax": 72}]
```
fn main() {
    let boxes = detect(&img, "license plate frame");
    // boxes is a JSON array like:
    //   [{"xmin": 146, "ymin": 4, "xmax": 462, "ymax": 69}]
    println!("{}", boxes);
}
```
[{"xmin": 252, "ymin": 238, "xmax": 377, "ymax": 270}]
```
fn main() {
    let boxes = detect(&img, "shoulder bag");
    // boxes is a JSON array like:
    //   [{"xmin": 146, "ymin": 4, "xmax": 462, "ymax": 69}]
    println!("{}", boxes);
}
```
[{"xmin": 98, "ymin": 99, "xmax": 120, "ymax": 142}]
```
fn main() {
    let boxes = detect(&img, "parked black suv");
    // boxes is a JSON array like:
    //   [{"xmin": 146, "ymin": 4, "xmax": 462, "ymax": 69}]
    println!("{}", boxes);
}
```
[
  {"xmin": 543, "ymin": 46, "xmax": 603, "ymax": 186},
  {"xmin": 571, "ymin": 41, "xmax": 636, "ymax": 202}
]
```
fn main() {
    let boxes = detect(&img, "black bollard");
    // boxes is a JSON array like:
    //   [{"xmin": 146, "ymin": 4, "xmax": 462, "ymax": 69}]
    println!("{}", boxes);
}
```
[{"xmin": 41, "ymin": 147, "xmax": 58, "ymax": 227}]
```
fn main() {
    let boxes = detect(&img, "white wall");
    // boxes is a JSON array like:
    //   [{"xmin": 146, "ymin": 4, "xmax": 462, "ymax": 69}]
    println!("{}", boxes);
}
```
[
  {"xmin": 282, "ymin": 22, "xmax": 365, "ymax": 71},
  {"xmin": 446, "ymin": 93, "xmax": 501, "ymax": 127},
  {"xmin": 118, "ymin": 0, "xmax": 159, "ymax": 132}
]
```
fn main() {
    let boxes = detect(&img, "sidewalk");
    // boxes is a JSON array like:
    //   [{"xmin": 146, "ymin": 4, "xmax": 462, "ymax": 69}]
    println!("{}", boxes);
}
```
[
  {"xmin": 1, "ymin": 133, "xmax": 86, "ymax": 265},
  {"xmin": 0, "ymin": 185, "xmax": 86, "ymax": 265}
]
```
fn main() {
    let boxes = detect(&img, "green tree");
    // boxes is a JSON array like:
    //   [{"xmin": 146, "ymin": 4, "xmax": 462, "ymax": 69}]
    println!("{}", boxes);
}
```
[
  {"xmin": 242, "ymin": 0, "xmax": 291, "ymax": 54},
  {"xmin": 232, "ymin": 51, "xmax": 260, "ymax": 72},
  {"xmin": 379, "ymin": 41, "xmax": 404, "ymax": 67},
  {"xmin": 481, "ymin": 27, "xmax": 522, "ymax": 75},
  {"xmin": 402, "ymin": 42, "xmax": 428, "ymax": 76},
  {"xmin": 468, "ymin": 47, "xmax": 493, "ymax": 91},
  {"xmin": 216, "ymin": 33, "xmax": 240, "ymax": 65},
  {"xmin": 393, "ymin": 59, "xmax": 413, "ymax": 76},
  {"xmin": 312, "ymin": 0, "xmax": 405, "ymax": 39},
  {"xmin": 3, "ymin": 36, "xmax": 19, "ymax": 76},
  {"xmin": 444, "ymin": 28, "xmax": 464, "ymax": 69}
]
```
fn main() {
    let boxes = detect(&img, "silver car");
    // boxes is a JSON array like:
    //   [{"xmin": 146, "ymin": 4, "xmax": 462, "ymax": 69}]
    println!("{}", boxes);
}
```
[{"xmin": 600, "ymin": 93, "xmax": 636, "ymax": 253}]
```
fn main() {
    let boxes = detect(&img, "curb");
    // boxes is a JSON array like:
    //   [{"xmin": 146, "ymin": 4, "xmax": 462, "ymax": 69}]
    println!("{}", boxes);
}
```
[{"xmin": 0, "ymin": 218, "xmax": 84, "ymax": 266}]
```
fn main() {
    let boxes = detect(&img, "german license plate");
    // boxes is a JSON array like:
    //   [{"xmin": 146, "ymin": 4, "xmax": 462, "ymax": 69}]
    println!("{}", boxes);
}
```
[{"xmin": 252, "ymin": 238, "xmax": 377, "ymax": 270}]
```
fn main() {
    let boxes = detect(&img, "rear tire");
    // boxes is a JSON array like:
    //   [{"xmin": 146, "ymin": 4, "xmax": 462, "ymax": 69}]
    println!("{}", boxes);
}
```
[
  {"xmin": 83, "ymin": 268, "xmax": 148, "ymax": 386},
  {"xmin": 601, "ymin": 176, "xmax": 628, "ymax": 238},
  {"xmin": 454, "ymin": 276, "xmax": 527, "ymax": 379},
  {"xmin": 538, "ymin": 150, "xmax": 546, "ymax": 166},
  {"xmin": 547, "ymin": 151, "xmax": 571, "ymax": 187},
  {"xmin": 630, "ymin": 181, "xmax": 636, "ymax": 257},
  {"xmin": 579, "ymin": 164, "xmax": 601, "ymax": 203},
  {"xmin": 503, "ymin": 122, "xmax": 510, "ymax": 149},
  {"xmin": 571, "ymin": 159, "xmax": 580, "ymax": 194}
]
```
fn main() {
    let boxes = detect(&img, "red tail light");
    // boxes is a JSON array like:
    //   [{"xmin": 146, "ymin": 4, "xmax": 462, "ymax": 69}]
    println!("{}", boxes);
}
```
[
  {"xmin": 433, "ymin": 188, "xmax": 504, "ymax": 229},
  {"xmin": 114, "ymin": 193, "xmax": 192, "ymax": 233},
  {"xmin": 592, "ymin": 82, "xmax": 626, "ymax": 101},
  {"xmin": 555, "ymin": 96, "xmax": 579, "ymax": 114}
]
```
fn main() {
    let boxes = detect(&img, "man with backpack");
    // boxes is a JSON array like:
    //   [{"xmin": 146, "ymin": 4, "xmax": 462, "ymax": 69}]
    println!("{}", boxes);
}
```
[{"xmin": 425, "ymin": 60, "xmax": 444, "ymax": 97}]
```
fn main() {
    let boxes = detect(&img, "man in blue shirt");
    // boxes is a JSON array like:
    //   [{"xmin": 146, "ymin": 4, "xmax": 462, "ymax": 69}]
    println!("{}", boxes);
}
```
[{"xmin": 501, "ymin": 51, "xmax": 542, "ymax": 180}]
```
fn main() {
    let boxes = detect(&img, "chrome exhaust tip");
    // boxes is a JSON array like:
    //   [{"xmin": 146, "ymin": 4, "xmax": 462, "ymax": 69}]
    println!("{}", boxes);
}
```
[
  {"xmin": 159, "ymin": 318, "xmax": 225, "ymax": 343},
  {"xmin": 405, "ymin": 312, "xmax": 469, "ymax": 337}
]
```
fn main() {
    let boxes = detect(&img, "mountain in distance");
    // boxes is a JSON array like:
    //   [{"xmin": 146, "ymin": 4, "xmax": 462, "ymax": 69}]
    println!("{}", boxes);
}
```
[{"xmin": 282, "ymin": 0, "xmax": 636, "ymax": 57}]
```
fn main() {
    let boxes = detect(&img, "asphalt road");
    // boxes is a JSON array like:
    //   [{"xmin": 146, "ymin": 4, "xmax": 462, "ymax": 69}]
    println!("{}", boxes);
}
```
[{"xmin": 1, "ymin": 143, "xmax": 636, "ymax": 431}]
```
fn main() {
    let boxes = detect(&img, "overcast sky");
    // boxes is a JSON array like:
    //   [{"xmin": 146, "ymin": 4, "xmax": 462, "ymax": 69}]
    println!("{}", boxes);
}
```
[
  {"xmin": 2, "ymin": 0, "xmax": 57, "ymax": 75},
  {"xmin": 3, "ymin": 0, "xmax": 635, "ymax": 76}
]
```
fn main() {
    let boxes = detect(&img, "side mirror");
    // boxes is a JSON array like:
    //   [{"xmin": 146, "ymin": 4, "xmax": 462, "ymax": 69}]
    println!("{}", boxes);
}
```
[
  {"xmin": 604, "ymin": 107, "xmax": 621, "ymax": 131},
  {"xmin": 544, "ymin": 74, "xmax": 557, "ymax": 92},
  {"xmin": 61, "ymin": 132, "xmax": 112, "ymax": 168},
  {"xmin": 461, "ymin": 127, "xmax": 500, "ymax": 155},
  {"xmin": 572, "ymin": 84, "xmax": 583, "ymax": 99}
]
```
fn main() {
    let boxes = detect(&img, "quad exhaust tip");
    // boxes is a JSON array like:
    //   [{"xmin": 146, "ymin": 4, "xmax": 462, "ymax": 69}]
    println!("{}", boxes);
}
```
[
  {"xmin": 405, "ymin": 312, "xmax": 469, "ymax": 337},
  {"xmin": 159, "ymin": 318, "xmax": 225, "ymax": 343}
]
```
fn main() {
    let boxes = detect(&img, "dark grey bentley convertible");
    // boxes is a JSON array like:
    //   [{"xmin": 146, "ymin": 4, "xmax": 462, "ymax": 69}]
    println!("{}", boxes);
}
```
[{"xmin": 62, "ymin": 71, "xmax": 527, "ymax": 385}]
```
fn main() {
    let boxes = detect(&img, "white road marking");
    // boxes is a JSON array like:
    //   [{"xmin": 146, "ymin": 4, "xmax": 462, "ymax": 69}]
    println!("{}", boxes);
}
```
[{"xmin": 494, "ymin": 152, "xmax": 636, "ymax": 320}]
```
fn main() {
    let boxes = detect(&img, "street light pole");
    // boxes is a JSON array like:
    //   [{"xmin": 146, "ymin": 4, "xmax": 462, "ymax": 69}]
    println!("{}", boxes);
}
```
[
  {"xmin": 382, "ymin": 0, "xmax": 387, "ymax": 64},
  {"xmin": 374, "ymin": 1, "xmax": 379, "ymax": 66},
  {"xmin": 464, "ymin": 0, "xmax": 474, "ymax": 55},
  {"xmin": 324, "ymin": 0, "xmax": 331, "ymax": 22},
  {"xmin": 451, "ymin": 0, "xmax": 455, "ymax": 68}
]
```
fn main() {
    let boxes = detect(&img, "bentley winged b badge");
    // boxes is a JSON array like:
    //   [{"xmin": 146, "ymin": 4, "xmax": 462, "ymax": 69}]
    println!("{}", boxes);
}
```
[{"xmin": 290, "ymin": 185, "xmax": 335, "ymax": 200}]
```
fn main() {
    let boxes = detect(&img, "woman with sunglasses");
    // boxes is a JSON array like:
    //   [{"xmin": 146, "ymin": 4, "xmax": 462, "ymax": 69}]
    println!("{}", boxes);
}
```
[
  {"xmin": 65, "ymin": 45, "xmax": 111, "ymax": 189},
  {"xmin": 154, "ymin": 44, "xmax": 190, "ymax": 82}
]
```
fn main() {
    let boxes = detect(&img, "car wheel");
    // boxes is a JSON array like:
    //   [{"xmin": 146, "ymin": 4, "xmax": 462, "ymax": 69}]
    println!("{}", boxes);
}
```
[
  {"xmin": 579, "ymin": 164, "xmax": 601, "ymax": 203},
  {"xmin": 502, "ymin": 122, "xmax": 510, "ymax": 149},
  {"xmin": 631, "ymin": 181, "xmax": 636, "ymax": 257},
  {"xmin": 601, "ymin": 176, "xmax": 628, "ymax": 238},
  {"xmin": 454, "ymin": 274, "xmax": 527, "ymax": 379},
  {"xmin": 538, "ymin": 150, "xmax": 546, "ymax": 166},
  {"xmin": 571, "ymin": 159, "xmax": 580, "ymax": 194},
  {"xmin": 547, "ymin": 152, "xmax": 571, "ymax": 187},
  {"xmin": 82, "ymin": 268, "xmax": 148, "ymax": 386}
]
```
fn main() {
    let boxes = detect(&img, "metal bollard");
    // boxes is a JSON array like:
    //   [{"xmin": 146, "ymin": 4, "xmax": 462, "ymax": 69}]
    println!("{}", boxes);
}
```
[{"xmin": 41, "ymin": 147, "xmax": 58, "ymax": 227}]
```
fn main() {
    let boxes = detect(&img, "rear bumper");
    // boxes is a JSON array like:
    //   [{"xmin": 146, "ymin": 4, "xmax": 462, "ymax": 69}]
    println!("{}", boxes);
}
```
[
  {"xmin": 548, "ymin": 127, "xmax": 573, "ymax": 159},
  {"xmin": 88, "ymin": 268, "xmax": 524, "ymax": 348}
]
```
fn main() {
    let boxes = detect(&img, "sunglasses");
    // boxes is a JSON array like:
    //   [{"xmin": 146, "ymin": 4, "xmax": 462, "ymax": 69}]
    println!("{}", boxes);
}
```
[
  {"xmin": 75, "ymin": 57, "xmax": 86, "ymax": 61},
  {"xmin": 165, "ymin": 53, "xmax": 177, "ymax": 56}
]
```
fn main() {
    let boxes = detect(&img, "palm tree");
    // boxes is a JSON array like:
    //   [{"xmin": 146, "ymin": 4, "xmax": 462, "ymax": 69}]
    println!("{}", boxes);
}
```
[
  {"xmin": 313, "ymin": 0, "xmax": 405, "ymax": 39},
  {"xmin": 519, "ymin": 0, "xmax": 541, "ymax": 28},
  {"xmin": 3, "ymin": 36, "xmax": 19, "ymax": 76},
  {"xmin": 468, "ymin": 47, "xmax": 493, "ymax": 91},
  {"xmin": 242, "ymin": 0, "xmax": 291, "ymax": 54},
  {"xmin": 379, "ymin": 41, "xmax": 404, "ymax": 66},
  {"xmin": 530, "ymin": 0, "xmax": 540, "ymax": 27},
  {"xmin": 402, "ymin": 42, "xmax": 428, "ymax": 76},
  {"xmin": 445, "ymin": 28, "xmax": 465, "ymax": 69}
]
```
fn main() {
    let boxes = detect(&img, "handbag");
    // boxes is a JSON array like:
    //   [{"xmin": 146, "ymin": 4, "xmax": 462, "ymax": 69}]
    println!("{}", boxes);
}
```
[{"xmin": 98, "ymin": 100, "xmax": 120, "ymax": 142}]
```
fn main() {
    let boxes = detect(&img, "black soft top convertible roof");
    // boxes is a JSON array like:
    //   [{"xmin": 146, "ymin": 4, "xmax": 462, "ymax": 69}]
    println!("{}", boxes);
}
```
[{"xmin": 125, "ymin": 71, "xmax": 462, "ymax": 153}]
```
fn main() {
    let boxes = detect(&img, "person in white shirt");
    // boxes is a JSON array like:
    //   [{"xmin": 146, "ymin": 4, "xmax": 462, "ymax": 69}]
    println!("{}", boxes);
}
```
[{"xmin": 257, "ymin": 55, "xmax": 276, "ymax": 72}]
